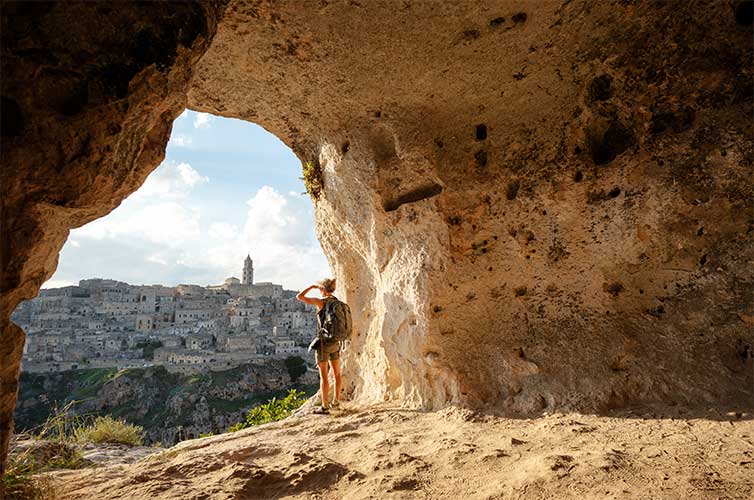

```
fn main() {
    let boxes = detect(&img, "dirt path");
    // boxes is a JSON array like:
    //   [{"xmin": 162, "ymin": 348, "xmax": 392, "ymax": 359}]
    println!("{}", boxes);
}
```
[{"xmin": 56, "ymin": 404, "xmax": 753, "ymax": 499}]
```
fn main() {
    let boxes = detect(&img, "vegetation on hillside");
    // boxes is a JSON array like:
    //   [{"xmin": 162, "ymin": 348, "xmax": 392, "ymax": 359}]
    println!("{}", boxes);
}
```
[
  {"xmin": 135, "ymin": 340, "xmax": 163, "ymax": 360},
  {"xmin": 15, "ymin": 363, "xmax": 316, "ymax": 445},
  {"xmin": 284, "ymin": 356, "xmax": 307, "ymax": 382}
]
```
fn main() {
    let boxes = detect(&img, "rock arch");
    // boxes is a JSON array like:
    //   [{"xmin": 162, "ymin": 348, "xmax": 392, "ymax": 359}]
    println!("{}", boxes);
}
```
[{"xmin": 2, "ymin": 0, "xmax": 753, "ymax": 476}]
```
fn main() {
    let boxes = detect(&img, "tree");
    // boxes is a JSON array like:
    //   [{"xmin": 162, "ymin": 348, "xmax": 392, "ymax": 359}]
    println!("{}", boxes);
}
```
[{"xmin": 284, "ymin": 356, "xmax": 306, "ymax": 382}]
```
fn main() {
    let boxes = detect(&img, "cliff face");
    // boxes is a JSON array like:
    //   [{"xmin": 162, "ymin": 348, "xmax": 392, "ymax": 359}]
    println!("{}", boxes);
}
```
[
  {"xmin": 15, "ymin": 364, "xmax": 317, "ymax": 445},
  {"xmin": 1, "ymin": 0, "xmax": 753, "ymax": 475}
]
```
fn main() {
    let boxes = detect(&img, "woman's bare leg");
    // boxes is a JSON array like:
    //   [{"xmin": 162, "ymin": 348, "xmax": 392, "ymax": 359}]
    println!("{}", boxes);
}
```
[
  {"xmin": 317, "ymin": 361, "xmax": 330, "ymax": 408},
  {"xmin": 330, "ymin": 359, "xmax": 342, "ymax": 403}
]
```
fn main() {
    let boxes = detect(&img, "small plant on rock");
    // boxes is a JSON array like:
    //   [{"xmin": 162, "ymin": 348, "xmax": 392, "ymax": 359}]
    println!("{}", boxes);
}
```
[
  {"xmin": 2, "ymin": 451, "xmax": 59, "ymax": 500},
  {"xmin": 73, "ymin": 415, "xmax": 145, "ymax": 446},
  {"xmin": 301, "ymin": 160, "xmax": 323, "ymax": 200}
]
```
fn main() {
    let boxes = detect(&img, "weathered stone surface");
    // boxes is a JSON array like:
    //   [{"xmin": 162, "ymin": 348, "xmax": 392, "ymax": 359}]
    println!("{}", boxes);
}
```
[
  {"xmin": 1, "ymin": 0, "xmax": 753, "ymax": 481},
  {"xmin": 188, "ymin": 0, "xmax": 754, "ymax": 411},
  {"xmin": 55, "ymin": 404, "xmax": 754, "ymax": 499}
]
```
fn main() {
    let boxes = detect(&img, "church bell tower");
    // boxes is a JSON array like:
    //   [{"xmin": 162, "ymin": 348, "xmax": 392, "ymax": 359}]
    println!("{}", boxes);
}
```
[{"xmin": 242, "ymin": 254, "xmax": 254, "ymax": 285}]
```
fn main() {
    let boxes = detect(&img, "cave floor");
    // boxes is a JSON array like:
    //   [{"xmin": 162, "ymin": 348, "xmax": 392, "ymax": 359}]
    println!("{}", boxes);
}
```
[{"xmin": 55, "ymin": 403, "xmax": 753, "ymax": 500}]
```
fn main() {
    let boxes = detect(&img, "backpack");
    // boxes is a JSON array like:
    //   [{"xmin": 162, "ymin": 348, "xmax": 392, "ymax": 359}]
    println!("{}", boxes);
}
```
[{"xmin": 317, "ymin": 297, "xmax": 353, "ymax": 343}]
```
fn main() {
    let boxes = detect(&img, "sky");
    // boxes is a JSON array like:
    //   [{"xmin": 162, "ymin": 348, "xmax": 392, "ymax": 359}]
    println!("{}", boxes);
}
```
[{"xmin": 43, "ymin": 110, "xmax": 331, "ymax": 291}]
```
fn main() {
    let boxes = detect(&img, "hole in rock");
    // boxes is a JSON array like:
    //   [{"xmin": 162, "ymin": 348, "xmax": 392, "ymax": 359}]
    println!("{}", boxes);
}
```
[
  {"xmin": 506, "ymin": 180, "xmax": 520, "ymax": 200},
  {"xmin": 512, "ymin": 12, "xmax": 527, "ymax": 23},
  {"xmin": 734, "ymin": 0, "xmax": 753, "ymax": 25},
  {"xmin": 12, "ymin": 110, "xmax": 332, "ymax": 446},
  {"xmin": 646, "ymin": 305, "xmax": 665, "ymax": 318},
  {"xmin": 650, "ymin": 107, "xmax": 696, "ymax": 135},
  {"xmin": 383, "ymin": 182, "xmax": 444, "ymax": 212},
  {"xmin": 588, "ymin": 74, "xmax": 612, "ymax": 102},
  {"xmin": 1, "ymin": 95, "xmax": 23, "ymax": 137},
  {"xmin": 462, "ymin": 29, "xmax": 481, "ymax": 41},
  {"xmin": 489, "ymin": 16, "xmax": 505, "ymax": 27},
  {"xmin": 589, "ymin": 122, "xmax": 635, "ymax": 165},
  {"xmin": 474, "ymin": 149, "xmax": 488, "ymax": 168},
  {"xmin": 475, "ymin": 124, "xmax": 487, "ymax": 140}
]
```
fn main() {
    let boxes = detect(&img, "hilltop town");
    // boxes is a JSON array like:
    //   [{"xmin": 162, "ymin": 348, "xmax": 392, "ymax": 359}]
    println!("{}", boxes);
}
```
[{"xmin": 12, "ymin": 256, "xmax": 319, "ymax": 374}]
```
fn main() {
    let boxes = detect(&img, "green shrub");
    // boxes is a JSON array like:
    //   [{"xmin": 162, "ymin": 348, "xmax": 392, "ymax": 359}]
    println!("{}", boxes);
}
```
[
  {"xmin": 73, "ymin": 415, "xmax": 145, "ymax": 446},
  {"xmin": 301, "ymin": 160, "xmax": 323, "ymax": 200},
  {"xmin": 228, "ymin": 389, "xmax": 308, "ymax": 432},
  {"xmin": 136, "ymin": 340, "xmax": 163, "ymax": 360}
]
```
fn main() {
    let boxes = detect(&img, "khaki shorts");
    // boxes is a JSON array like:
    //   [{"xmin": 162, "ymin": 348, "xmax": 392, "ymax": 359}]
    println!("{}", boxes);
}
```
[{"xmin": 316, "ymin": 342, "xmax": 340, "ymax": 364}]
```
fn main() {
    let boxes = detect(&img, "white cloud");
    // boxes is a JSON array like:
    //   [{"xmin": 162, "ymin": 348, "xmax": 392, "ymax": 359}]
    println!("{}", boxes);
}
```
[
  {"xmin": 72, "ymin": 161, "xmax": 207, "ymax": 248},
  {"xmin": 69, "ymin": 240, "xmax": 80, "ymax": 247},
  {"xmin": 41, "ymin": 279, "xmax": 76, "ymax": 289},
  {"xmin": 147, "ymin": 255, "xmax": 168, "ymax": 266},
  {"xmin": 208, "ymin": 222, "xmax": 239, "ymax": 240},
  {"xmin": 133, "ymin": 161, "xmax": 208, "ymax": 200},
  {"xmin": 244, "ymin": 186, "xmax": 296, "ymax": 237},
  {"xmin": 170, "ymin": 134, "xmax": 193, "ymax": 147},
  {"xmin": 75, "ymin": 202, "xmax": 202, "ymax": 247},
  {"xmin": 176, "ymin": 162, "xmax": 207, "ymax": 188},
  {"xmin": 193, "ymin": 112, "xmax": 215, "ymax": 129},
  {"xmin": 200, "ymin": 186, "xmax": 330, "ymax": 290}
]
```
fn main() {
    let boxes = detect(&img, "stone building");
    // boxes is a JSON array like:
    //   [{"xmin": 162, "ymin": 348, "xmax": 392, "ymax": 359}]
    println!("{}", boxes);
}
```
[
  {"xmin": 16, "ymin": 255, "xmax": 319, "ymax": 373},
  {"xmin": 186, "ymin": 333, "xmax": 213, "ymax": 351}
]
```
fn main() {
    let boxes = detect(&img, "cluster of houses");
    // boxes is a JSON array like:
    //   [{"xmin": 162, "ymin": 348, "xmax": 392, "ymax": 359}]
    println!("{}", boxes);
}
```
[{"xmin": 12, "ymin": 256, "xmax": 320, "ymax": 373}]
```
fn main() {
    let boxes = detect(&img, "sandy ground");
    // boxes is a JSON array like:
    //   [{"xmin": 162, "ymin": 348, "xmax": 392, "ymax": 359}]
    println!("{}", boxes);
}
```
[{"xmin": 55, "ymin": 403, "xmax": 753, "ymax": 500}]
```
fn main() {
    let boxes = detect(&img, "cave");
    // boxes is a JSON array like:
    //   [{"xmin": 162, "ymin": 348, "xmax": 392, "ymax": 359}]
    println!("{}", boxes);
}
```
[{"xmin": 1, "ymin": 0, "xmax": 753, "ymax": 483}]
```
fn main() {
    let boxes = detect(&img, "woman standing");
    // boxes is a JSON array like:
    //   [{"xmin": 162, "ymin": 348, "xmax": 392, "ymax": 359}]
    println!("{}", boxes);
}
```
[{"xmin": 296, "ymin": 278, "xmax": 342, "ymax": 414}]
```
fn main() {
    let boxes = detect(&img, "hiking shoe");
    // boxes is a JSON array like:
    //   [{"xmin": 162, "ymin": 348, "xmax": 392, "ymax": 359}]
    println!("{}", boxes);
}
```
[
  {"xmin": 312, "ymin": 405, "xmax": 330, "ymax": 415},
  {"xmin": 331, "ymin": 400, "xmax": 341, "ymax": 408}
]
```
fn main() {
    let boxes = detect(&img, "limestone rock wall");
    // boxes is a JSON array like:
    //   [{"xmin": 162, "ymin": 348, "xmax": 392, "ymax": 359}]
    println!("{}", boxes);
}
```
[
  {"xmin": 2, "ymin": 0, "xmax": 753, "ymax": 478},
  {"xmin": 189, "ymin": 0, "xmax": 753, "ymax": 411}
]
